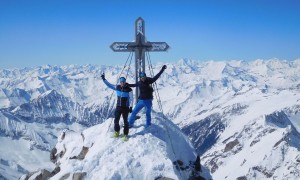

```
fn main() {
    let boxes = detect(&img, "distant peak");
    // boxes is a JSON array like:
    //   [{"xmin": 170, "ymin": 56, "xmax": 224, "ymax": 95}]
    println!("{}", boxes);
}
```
[{"xmin": 37, "ymin": 89, "xmax": 60, "ymax": 99}]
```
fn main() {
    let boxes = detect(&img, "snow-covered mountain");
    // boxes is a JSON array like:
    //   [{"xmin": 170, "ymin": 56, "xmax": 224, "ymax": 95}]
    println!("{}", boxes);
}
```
[
  {"xmin": 20, "ymin": 113, "xmax": 208, "ymax": 180},
  {"xmin": 0, "ymin": 58, "xmax": 300, "ymax": 179},
  {"xmin": 0, "ymin": 89, "xmax": 100, "ymax": 179}
]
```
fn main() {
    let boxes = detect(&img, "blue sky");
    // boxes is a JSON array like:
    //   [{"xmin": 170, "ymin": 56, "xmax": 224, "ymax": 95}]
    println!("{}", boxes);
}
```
[{"xmin": 1, "ymin": 0, "xmax": 300, "ymax": 68}]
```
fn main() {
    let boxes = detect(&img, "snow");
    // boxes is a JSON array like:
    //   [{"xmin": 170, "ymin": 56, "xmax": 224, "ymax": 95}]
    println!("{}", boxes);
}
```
[
  {"xmin": 0, "ymin": 137, "xmax": 54, "ymax": 179},
  {"xmin": 290, "ymin": 114, "xmax": 300, "ymax": 132},
  {"xmin": 219, "ymin": 89, "xmax": 300, "ymax": 140},
  {"xmin": 51, "ymin": 113, "xmax": 197, "ymax": 180},
  {"xmin": 1, "ymin": 59, "xmax": 300, "ymax": 179}
]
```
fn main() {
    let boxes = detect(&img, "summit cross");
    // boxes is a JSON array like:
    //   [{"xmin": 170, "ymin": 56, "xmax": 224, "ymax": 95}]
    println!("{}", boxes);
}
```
[{"xmin": 110, "ymin": 17, "xmax": 169, "ymax": 102}]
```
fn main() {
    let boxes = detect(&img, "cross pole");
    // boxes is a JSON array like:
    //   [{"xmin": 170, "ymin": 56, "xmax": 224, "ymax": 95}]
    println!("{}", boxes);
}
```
[{"xmin": 110, "ymin": 17, "xmax": 169, "ymax": 103}]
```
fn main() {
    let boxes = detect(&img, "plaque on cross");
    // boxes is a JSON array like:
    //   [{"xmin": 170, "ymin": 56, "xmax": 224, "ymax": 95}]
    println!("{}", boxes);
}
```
[{"xmin": 110, "ymin": 17, "xmax": 169, "ymax": 103}]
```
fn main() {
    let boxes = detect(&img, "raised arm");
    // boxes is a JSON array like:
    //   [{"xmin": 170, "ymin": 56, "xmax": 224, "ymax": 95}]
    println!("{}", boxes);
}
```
[
  {"xmin": 101, "ymin": 73, "xmax": 117, "ymax": 91},
  {"xmin": 150, "ymin": 65, "xmax": 167, "ymax": 83}
]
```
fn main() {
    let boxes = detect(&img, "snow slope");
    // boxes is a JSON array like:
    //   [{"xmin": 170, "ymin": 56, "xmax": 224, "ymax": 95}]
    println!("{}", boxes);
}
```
[{"xmin": 21, "ymin": 112, "xmax": 208, "ymax": 180}]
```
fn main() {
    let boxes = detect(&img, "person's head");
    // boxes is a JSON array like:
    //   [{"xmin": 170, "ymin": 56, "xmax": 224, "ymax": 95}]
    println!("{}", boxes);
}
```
[
  {"xmin": 139, "ymin": 72, "xmax": 146, "ymax": 81},
  {"xmin": 119, "ymin": 77, "xmax": 126, "ymax": 86}
]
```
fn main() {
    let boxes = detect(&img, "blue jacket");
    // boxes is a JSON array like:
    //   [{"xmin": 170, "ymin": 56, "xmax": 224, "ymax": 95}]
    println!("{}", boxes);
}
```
[{"xmin": 103, "ymin": 80, "xmax": 133, "ymax": 107}]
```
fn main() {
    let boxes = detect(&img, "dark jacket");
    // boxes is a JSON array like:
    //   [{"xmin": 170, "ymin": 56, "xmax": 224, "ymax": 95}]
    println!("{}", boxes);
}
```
[
  {"xmin": 128, "ymin": 68, "xmax": 164, "ymax": 100},
  {"xmin": 103, "ymin": 80, "xmax": 133, "ymax": 107}
]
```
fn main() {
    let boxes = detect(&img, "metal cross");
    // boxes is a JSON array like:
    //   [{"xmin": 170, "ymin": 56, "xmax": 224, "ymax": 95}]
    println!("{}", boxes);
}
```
[{"xmin": 110, "ymin": 17, "xmax": 169, "ymax": 103}]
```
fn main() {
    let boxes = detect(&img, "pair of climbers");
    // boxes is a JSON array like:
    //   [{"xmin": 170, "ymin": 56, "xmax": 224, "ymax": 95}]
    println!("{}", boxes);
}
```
[{"xmin": 101, "ymin": 65, "xmax": 167, "ymax": 141}]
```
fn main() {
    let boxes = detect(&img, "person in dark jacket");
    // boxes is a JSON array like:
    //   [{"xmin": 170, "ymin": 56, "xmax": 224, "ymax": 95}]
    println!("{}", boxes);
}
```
[
  {"xmin": 128, "ymin": 65, "xmax": 167, "ymax": 128},
  {"xmin": 101, "ymin": 74, "xmax": 133, "ymax": 141}
]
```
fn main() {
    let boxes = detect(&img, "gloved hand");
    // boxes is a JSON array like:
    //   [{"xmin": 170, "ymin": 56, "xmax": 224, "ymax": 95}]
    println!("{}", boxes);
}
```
[
  {"xmin": 129, "ymin": 107, "xmax": 132, "ymax": 113},
  {"xmin": 162, "ymin": 65, "xmax": 167, "ymax": 70},
  {"xmin": 101, "ymin": 73, "xmax": 106, "ymax": 80}
]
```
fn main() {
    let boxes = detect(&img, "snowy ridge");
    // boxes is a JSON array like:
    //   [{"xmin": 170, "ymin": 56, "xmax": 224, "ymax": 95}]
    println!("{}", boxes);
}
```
[
  {"xmin": 21, "ymin": 113, "xmax": 209, "ymax": 180},
  {"xmin": 198, "ymin": 109, "xmax": 300, "ymax": 179},
  {"xmin": 0, "ymin": 90, "xmax": 98, "ymax": 179},
  {"xmin": 0, "ymin": 88, "xmax": 102, "ymax": 151},
  {"xmin": 11, "ymin": 89, "xmax": 101, "ymax": 126}
]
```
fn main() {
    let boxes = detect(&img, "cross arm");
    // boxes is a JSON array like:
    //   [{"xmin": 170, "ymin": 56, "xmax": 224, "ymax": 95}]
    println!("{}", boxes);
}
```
[
  {"xmin": 110, "ymin": 42, "xmax": 135, "ymax": 52},
  {"xmin": 147, "ymin": 42, "xmax": 170, "ymax": 52}
]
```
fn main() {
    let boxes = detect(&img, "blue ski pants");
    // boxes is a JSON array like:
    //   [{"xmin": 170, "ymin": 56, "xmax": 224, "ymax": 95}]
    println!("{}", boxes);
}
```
[{"xmin": 128, "ymin": 99, "xmax": 152, "ymax": 126}]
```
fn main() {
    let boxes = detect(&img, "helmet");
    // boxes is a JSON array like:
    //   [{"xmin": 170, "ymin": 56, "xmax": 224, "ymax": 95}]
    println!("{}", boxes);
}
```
[
  {"xmin": 139, "ymin": 72, "xmax": 146, "ymax": 77},
  {"xmin": 119, "ymin": 77, "xmax": 126, "ymax": 83}
]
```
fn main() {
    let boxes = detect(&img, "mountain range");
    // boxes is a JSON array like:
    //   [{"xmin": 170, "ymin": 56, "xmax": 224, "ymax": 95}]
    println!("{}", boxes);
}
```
[{"xmin": 0, "ymin": 58, "xmax": 300, "ymax": 179}]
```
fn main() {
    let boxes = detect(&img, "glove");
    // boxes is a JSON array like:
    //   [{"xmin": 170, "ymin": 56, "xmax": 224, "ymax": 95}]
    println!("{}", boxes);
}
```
[
  {"xmin": 162, "ymin": 65, "xmax": 167, "ymax": 70},
  {"xmin": 101, "ymin": 73, "xmax": 106, "ymax": 80},
  {"xmin": 129, "ymin": 107, "xmax": 132, "ymax": 113}
]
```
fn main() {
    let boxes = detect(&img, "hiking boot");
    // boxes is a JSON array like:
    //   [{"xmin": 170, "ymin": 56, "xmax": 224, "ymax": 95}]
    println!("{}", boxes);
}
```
[
  {"xmin": 112, "ymin": 131, "xmax": 119, "ymax": 138},
  {"xmin": 123, "ymin": 135, "xmax": 129, "ymax": 142}
]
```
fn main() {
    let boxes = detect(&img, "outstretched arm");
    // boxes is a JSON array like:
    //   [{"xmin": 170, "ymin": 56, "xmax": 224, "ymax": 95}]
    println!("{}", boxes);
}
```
[
  {"xmin": 101, "ymin": 73, "xmax": 117, "ymax": 91},
  {"xmin": 150, "ymin": 65, "xmax": 167, "ymax": 83},
  {"xmin": 127, "ymin": 83, "xmax": 138, "ymax": 88},
  {"xmin": 103, "ymin": 80, "xmax": 117, "ymax": 91}
]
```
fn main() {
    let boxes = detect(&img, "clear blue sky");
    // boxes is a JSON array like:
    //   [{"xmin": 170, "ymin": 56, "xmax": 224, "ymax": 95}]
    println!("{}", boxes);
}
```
[{"xmin": 1, "ymin": 0, "xmax": 300, "ymax": 68}]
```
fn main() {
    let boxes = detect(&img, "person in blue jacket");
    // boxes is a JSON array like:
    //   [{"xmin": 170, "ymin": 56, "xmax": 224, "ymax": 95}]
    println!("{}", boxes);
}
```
[
  {"xmin": 128, "ymin": 65, "xmax": 167, "ymax": 128},
  {"xmin": 101, "ymin": 74, "xmax": 133, "ymax": 141}
]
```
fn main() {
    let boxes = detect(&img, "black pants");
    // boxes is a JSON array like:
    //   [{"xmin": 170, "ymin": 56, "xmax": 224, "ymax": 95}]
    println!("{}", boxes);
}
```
[{"xmin": 114, "ymin": 106, "xmax": 130, "ymax": 135}]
